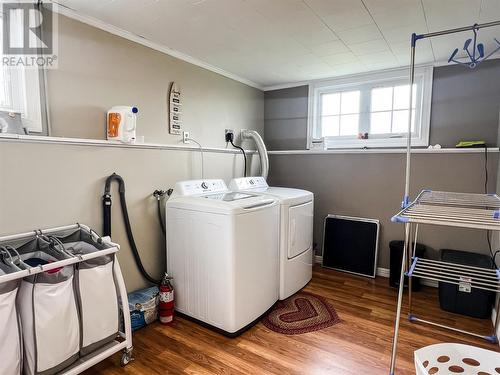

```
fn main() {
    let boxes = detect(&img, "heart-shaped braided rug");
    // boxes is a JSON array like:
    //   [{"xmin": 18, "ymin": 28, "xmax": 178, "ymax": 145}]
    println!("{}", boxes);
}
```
[{"xmin": 262, "ymin": 291, "xmax": 340, "ymax": 335}]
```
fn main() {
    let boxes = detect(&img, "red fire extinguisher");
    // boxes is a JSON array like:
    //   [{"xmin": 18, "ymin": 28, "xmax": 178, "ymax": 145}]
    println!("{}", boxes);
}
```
[{"xmin": 159, "ymin": 273, "xmax": 174, "ymax": 324}]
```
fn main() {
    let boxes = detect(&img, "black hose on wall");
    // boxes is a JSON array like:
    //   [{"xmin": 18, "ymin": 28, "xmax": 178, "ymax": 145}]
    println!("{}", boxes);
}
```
[{"xmin": 103, "ymin": 173, "xmax": 160, "ymax": 285}]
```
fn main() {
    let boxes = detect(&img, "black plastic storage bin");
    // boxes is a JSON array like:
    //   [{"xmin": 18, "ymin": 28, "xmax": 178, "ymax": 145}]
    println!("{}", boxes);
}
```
[
  {"xmin": 439, "ymin": 249, "xmax": 494, "ymax": 319},
  {"xmin": 389, "ymin": 241, "xmax": 426, "ymax": 291}
]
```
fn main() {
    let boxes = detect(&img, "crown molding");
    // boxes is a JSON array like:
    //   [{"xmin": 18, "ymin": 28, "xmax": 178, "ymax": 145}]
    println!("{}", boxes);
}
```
[{"xmin": 50, "ymin": 1, "xmax": 263, "ymax": 90}]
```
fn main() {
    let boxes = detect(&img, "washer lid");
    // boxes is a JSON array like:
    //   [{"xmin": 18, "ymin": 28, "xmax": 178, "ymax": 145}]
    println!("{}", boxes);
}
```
[
  {"xmin": 229, "ymin": 178, "xmax": 313, "ymax": 205},
  {"xmin": 167, "ymin": 193, "xmax": 277, "ymax": 215},
  {"xmin": 262, "ymin": 187, "xmax": 313, "ymax": 205}
]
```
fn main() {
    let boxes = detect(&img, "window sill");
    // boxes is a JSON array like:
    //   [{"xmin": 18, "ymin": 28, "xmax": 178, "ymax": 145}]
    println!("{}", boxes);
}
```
[
  {"xmin": 322, "ymin": 137, "xmax": 428, "ymax": 149},
  {"xmin": 268, "ymin": 147, "xmax": 499, "ymax": 155}
]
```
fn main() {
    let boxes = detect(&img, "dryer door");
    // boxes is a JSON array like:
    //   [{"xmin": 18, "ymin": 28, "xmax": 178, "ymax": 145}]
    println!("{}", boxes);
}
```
[{"xmin": 287, "ymin": 201, "xmax": 313, "ymax": 259}]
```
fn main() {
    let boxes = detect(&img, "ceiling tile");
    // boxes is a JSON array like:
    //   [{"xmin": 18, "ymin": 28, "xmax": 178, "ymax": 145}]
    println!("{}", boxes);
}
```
[
  {"xmin": 349, "ymin": 39, "xmax": 390, "ymax": 55},
  {"xmin": 360, "ymin": 50, "xmax": 397, "ymax": 64},
  {"xmin": 422, "ymin": 0, "xmax": 482, "ymax": 31},
  {"xmin": 322, "ymin": 52, "xmax": 360, "ymax": 66},
  {"xmin": 322, "ymin": 6, "xmax": 373, "ymax": 32},
  {"xmin": 479, "ymin": 0, "xmax": 500, "ymax": 23},
  {"xmin": 292, "ymin": 26, "xmax": 339, "ymax": 46},
  {"xmin": 337, "ymin": 24, "xmax": 382, "ymax": 44},
  {"xmin": 307, "ymin": 40, "xmax": 350, "ymax": 57},
  {"xmin": 288, "ymin": 53, "xmax": 325, "ymax": 68},
  {"xmin": 303, "ymin": 0, "xmax": 365, "ymax": 16},
  {"xmin": 61, "ymin": 0, "xmax": 498, "ymax": 86},
  {"xmin": 381, "ymin": 25, "xmax": 428, "ymax": 44}
]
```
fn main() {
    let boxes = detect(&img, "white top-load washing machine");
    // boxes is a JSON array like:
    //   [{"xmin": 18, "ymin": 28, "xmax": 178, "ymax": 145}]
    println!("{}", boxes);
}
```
[
  {"xmin": 166, "ymin": 179, "xmax": 279, "ymax": 336},
  {"xmin": 229, "ymin": 177, "xmax": 313, "ymax": 300}
]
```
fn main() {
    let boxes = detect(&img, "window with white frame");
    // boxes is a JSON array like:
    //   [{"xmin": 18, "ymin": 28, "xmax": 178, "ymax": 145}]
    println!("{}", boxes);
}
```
[
  {"xmin": 309, "ymin": 67, "xmax": 433, "ymax": 149},
  {"xmin": 0, "ymin": 8, "xmax": 44, "ymax": 134}
]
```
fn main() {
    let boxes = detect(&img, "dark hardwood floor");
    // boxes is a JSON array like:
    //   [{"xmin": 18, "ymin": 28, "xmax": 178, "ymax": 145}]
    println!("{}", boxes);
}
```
[{"xmin": 84, "ymin": 265, "xmax": 498, "ymax": 374}]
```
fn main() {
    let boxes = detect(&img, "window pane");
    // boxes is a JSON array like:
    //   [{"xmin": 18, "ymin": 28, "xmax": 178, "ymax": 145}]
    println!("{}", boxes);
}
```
[
  {"xmin": 370, "ymin": 112, "xmax": 392, "ymax": 134},
  {"xmin": 392, "ymin": 109, "xmax": 415, "ymax": 133},
  {"xmin": 340, "ymin": 91, "xmax": 360, "ymax": 114},
  {"xmin": 321, "ymin": 93, "xmax": 340, "ymax": 116},
  {"xmin": 339, "ymin": 114, "xmax": 359, "ymax": 135},
  {"xmin": 371, "ymin": 87, "xmax": 393, "ymax": 111},
  {"xmin": 393, "ymin": 85, "xmax": 410, "ymax": 110},
  {"xmin": 321, "ymin": 115, "xmax": 340, "ymax": 137},
  {"xmin": 393, "ymin": 84, "xmax": 417, "ymax": 110}
]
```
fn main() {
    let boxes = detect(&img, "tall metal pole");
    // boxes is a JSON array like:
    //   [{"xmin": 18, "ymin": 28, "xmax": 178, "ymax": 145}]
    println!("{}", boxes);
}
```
[{"xmin": 389, "ymin": 34, "xmax": 417, "ymax": 375}]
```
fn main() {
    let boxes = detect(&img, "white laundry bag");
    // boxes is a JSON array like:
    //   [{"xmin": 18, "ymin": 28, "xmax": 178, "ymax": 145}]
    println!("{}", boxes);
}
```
[
  {"xmin": 18, "ymin": 265, "xmax": 80, "ymax": 375},
  {"xmin": 59, "ymin": 230, "xmax": 119, "ymax": 356},
  {"xmin": 0, "ymin": 277, "xmax": 22, "ymax": 375},
  {"xmin": 16, "ymin": 238, "xmax": 80, "ymax": 375}
]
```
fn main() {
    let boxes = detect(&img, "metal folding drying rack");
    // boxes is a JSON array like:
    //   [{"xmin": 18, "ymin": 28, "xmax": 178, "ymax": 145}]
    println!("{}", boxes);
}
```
[
  {"xmin": 388, "ymin": 20, "xmax": 500, "ymax": 375},
  {"xmin": 0, "ymin": 223, "xmax": 133, "ymax": 374}
]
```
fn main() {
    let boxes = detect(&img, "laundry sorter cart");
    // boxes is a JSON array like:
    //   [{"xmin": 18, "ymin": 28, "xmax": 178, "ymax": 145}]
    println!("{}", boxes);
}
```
[
  {"xmin": 0, "ymin": 224, "xmax": 133, "ymax": 375},
  {"xmin": 387, "ymin": 20, "xmax": 500, "ymax": 375}
]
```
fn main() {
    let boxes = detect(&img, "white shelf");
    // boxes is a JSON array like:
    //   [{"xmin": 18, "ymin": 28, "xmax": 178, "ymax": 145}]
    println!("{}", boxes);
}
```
[
  {"xmin": 0, "ymin": 133, "xmax": 255, "ymax": 154},
  {"xmin": 267, "ymin": 147, "xmax": 499, "ymax": 155}
]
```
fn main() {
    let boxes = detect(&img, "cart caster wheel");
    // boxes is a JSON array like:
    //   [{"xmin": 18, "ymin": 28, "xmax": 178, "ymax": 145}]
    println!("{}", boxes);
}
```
[{"xmin": 121, "ymin": 349, "xmax": 134, "ymax": 367}]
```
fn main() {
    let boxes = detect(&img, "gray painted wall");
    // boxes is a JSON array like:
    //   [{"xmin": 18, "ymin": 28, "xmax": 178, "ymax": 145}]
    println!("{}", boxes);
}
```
[
  {"xmin": 264, "ymin": 59, "xmax": 500, "ymax": 150},
  {"xmin": 268, "ymin": 152, "xmax": 498, "ymax": 269},
  {"xmin": 264, "ymin": 60, "xmax": 500, "ymax": 271},
  {"xmin": 264, "ymin": 86, "xmax": 308, "ymax": 150},
  {"xmin": 0, "ymin": 15, "xmax": 263, "ymax": 292},
  {"xmin": 430, "ymin": 59, "xmax": 500, "ymax": 148},
  {"xmin": 46, "ymin": 15, "xmax": 263, "ymax": 149}
]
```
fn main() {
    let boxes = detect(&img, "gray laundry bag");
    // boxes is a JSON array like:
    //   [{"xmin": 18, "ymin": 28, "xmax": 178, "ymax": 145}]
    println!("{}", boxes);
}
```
[
  {"xmin": 16, "ymin": 238, "xmax": 80, "ymax": 375},
  {"xmin": 57, "ymin": 229, "xmax": 119, "ymax": 356},
  {"xmin": 0, "ymin": 253, "xmax": 23, "ymax": 375}
]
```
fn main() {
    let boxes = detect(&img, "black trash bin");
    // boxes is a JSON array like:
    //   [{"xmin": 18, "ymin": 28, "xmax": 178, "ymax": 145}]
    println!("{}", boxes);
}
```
[
  {"xmin": 389, "ymin": 240, "xmax": 426, "ymax": 291},
  {"xmin": 439, "ymin": 249, "xmax": 494, "ymax": 319}
]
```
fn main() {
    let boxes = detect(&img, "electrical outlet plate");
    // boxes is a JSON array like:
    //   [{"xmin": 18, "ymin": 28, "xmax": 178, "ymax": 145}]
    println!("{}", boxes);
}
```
[
  {"xmin": 225, "ymin": 129, "xmax": 234, "ymax": 139},
  {"xmin": 183, "ymin": 131, "xmax": 190, "ymax": 143}
]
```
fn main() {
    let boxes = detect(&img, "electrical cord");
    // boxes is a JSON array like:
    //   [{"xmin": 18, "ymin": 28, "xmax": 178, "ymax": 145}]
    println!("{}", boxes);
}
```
[
  {"xmin": 187, "ymin": 138, "xmax": 204, "ymax": 179},
  {"xmin": 482, "ymin": 144, "xmax": 496, "ymax": 263},
  {"xmin": 484, "ymin": 144, "xmax": 488, "ymax": 194},
  {"xmin": 230, "ymin": 140, "xmax": 247, "ymax": 177}
]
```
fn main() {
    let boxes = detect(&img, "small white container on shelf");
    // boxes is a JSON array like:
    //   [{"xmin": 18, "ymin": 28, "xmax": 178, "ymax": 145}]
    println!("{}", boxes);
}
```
[{"xmin": 414, "ymin": 343, "xmax": 500, "ymax": 375}]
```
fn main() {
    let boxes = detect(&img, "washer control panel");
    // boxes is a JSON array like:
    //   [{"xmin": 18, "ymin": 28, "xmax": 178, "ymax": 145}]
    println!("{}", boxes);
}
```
[
  {"xmin": 174, "ymin": 179, "xmax": 228, "ymax": 196},
  {"xmin": 229, "ymin": 177, "xmax": 268, "ymax": 191}
]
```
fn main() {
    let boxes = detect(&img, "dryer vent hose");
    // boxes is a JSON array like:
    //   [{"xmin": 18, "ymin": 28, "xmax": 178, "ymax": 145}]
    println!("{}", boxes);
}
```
[
  {"xmin": 241, "ymin": 130, "xmax": 269, "ymax": 180},
  {"xmin": 103, "ymin": 173, "xmax": 160, "ymax": 285}
]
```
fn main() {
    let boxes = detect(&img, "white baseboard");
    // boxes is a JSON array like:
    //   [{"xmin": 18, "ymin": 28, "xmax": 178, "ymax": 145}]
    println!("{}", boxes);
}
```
[{"xmin": 314, "ymin": 255, "xmax": 437, "ymax": 287}]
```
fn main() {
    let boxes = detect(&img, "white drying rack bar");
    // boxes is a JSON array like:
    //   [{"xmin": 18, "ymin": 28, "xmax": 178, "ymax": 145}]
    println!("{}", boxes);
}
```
[
  {"xmin": 417, "ymin": 190, "xmax": 500, "ymax": 207},
  {"xmin": 0, "ymin": 223, "xmax": 134, "ymax": 373},
  {"xmin": 407, "ymin": 257, "xmax": 500, "ymax": 293},
  {"xmin": 392, "ymin": 190, "xmax": 500, "ymax": 231}
]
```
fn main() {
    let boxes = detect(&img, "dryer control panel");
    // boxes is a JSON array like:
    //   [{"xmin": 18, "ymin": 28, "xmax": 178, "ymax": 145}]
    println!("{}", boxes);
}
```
[
  {"xmin": 174, "ymin": 179, "xmax": 228, "ymax": 196},
  {"xmin": 229, "ymin": 177, "xmax": 268, "ymax": 191}
]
